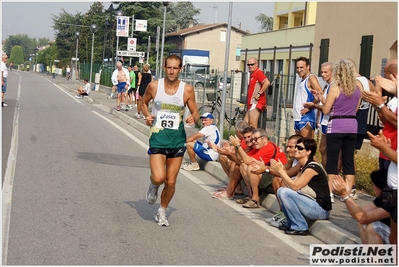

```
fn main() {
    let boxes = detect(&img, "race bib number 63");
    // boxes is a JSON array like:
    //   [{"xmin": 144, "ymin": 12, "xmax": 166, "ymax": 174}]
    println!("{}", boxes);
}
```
[{"xmin": 155, "ymin": 111, "xmax": 179, "ymax": 130}]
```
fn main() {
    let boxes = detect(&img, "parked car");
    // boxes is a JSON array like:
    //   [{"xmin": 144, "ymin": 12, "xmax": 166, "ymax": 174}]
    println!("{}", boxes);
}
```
[
  {"xmin": 217, "ymin": 76, "xmax": 231, "ymax": 90},
  {"xmin": 179, "ymin": 72, "xmax": 211, "ymax": 89}
]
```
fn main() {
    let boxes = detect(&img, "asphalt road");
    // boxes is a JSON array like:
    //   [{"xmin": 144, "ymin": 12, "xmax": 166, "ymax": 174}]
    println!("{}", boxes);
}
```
[{"xmin": 1, "ymin": 71, "xmax": 334, "ymax": 265}]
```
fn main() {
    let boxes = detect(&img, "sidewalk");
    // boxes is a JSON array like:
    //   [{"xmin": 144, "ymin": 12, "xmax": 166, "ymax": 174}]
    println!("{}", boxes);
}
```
[{"xmin": 56, "ymin": 75, "xmax": 366, "ymax": 245}]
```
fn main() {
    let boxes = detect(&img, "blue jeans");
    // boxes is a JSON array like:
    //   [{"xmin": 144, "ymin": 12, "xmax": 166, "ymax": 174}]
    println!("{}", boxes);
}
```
[{"xmin": 277, "ymin": 187, "xmax": 330, "ymax": 231}]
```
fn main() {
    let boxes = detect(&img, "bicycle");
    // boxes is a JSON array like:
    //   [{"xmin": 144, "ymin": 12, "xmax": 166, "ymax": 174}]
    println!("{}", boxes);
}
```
[{"xmin": 196, "ymin": 89, "xmax": 247, "ymax": 131}]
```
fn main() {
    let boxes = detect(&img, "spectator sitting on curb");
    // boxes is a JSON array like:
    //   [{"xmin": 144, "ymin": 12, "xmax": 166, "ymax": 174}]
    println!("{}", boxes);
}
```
[
  {"xmin": 75, "ymin": 78, "xmax": 91, "ymax": 99},
  {"xmin": 210, "ymin": 124, "xmax": 256, "ymax": 200},
  {"xmin": 182, "ymin": 113, "xmax": 221, "ymax": 171},
  {"xmin": 229, "ymin": 129, "xmax": 287, "ymax": 208},
  {"xmin": 271, "ymin": 137, "xmax": 331, "ymax": 236},
  {"xmin": 251, "ymin": 134, "xmax": 303, "ymax": 227}
]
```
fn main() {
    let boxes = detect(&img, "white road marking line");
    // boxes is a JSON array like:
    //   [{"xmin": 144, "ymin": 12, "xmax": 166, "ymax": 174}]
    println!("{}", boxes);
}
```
[{"xmin": 92, "ymin": 110, "xmax": 309, "ymax": 257}]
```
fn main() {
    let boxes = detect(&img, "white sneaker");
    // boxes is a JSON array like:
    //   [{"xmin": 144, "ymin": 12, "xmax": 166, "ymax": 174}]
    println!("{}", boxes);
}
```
[
  {"xmin": 182, "ymin": 162, "xmax": 200, "ymax": 171},
  {"xmin": 155, "ymin": 209, "xmax": 169, "ymax": 227},
  {"xmin": 266, "ymin": 210, "xmax": 284, "ymax": 224},
  {"xmin": 135, "ymin": 112, "xmax": 141, "ymax": 119},
  {"xmin": 270, "ymin": 217, "xmax": 287, "ymax": 228}
]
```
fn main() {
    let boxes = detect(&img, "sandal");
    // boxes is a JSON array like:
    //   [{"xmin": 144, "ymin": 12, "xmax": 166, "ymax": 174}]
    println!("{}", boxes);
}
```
[
  {"xmin": 236, "ymin": 197, "xmax": 251, "ymax": 204},
  {"xmin": 213, "ymin": 191, "xmax": 233, "ymax": 200},
  {"xmin": 242, "ymin": 199, "xmax": 259, "ymax": 208},
  {"xmin": 217, "ymin": 187, "xmax": 227, "ymax": 192},
  {"xmin": 116, "ymin": 106, "xmax": 121, "ymax": 111}
]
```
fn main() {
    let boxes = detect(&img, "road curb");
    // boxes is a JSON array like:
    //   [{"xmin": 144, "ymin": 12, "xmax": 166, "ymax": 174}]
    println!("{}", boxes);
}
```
[{"xmin": 66, "ymin": 81, "xmax": 361, "ymax": 245}]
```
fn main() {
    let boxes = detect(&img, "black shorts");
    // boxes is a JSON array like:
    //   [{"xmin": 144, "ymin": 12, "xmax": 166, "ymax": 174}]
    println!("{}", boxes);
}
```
[
  {"xmin": 148, "ymin": 147, "xmax": 186, "ymax": 158},
  {"xmin": 127, "ymin": 88, "xmax": 134, "ymax": 95}
]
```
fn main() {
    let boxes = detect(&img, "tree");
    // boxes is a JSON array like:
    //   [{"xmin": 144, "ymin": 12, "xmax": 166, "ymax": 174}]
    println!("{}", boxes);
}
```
[
  {"xmin": 52, "ymin": 8, "xmax": 86, "ymax": 66},
  {"xmin": 9, "ymin": 46, "xmax": 24, "ymax": 65},
  {"xmin": 255, "ymin": 13, "xmax": 273, "ymax": 32},
  {"xmin": 167, "ymin": 2, "xmax": 200, "ymax": 32},
  {"xmin": 3, "ymin": 34, "xmax": 37, "ymax": 61}
]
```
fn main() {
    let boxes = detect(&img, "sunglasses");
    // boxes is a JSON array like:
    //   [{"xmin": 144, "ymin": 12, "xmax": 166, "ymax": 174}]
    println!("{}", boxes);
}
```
[
  {"xmin": 295, "ymin": 145, "xmax": 306, "ymax": 151},
  {"xmin": 247, "ymin": 63, "xmax": 255, "ymax": 66},
  {"xmin": 251, "ymin": 135, "xmax": 265, "ymax": 143}
]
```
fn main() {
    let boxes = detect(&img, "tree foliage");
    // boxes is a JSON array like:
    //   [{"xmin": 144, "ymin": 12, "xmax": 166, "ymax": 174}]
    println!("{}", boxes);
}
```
[
  {"xmin": 167, "ymin": 2, "xmax": 200, "ymax": 32},
  {"xmin": 10, "ymin": 46, "xmax": 24, "ymax": 64},
  {"xmin": 255, "ymin": 13, "xmax": 273, "ymax": 32},
  {"xmin": 3, "ymin": 34, "xmax": 37, "ymax": 61}
]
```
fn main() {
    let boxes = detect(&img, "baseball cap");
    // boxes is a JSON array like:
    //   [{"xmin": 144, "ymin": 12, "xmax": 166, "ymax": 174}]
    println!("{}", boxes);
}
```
[{"xmin": 200, "ymin": 112, "xmax": 214, "ymax": 119}]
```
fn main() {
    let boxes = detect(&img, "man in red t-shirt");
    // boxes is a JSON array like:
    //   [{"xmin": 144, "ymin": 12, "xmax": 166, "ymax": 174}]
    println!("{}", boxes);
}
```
[
  {"xmin": 210, "ymin": 125, "xmax": 255, "ymax": 199},
  {"xmin": 245, "ymin": 58, "xmax": 270, "ymax": 128},
  {"xmin": 230, "ymin": 128, "xmax": 287, "ymax": 208}
]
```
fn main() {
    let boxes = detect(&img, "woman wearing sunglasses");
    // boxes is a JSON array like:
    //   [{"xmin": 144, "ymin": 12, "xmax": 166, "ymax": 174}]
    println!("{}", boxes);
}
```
[{"xmin": 270, "ymin": 137, "xmax": 331, "ymax": 235}]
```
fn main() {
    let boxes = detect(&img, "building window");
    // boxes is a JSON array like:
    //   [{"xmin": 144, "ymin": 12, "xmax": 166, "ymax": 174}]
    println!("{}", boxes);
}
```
[
  {"xmin": 359, "ymin": 35, "xmax": 373, "ymax": 78},
  {"xmin": 220, "ymin": 30, "xmax": 226, "ymax": 42},
  {"xmin": 318, "ymin": 38, "xmax": 330, "ymax": 76}
]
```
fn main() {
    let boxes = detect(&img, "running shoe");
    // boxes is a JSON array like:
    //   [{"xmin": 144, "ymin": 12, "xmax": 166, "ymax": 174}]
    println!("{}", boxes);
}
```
[
  {"xmin": 146, "ymin": 183, "xmax": 159, "ymax": 204},
  {"xmin": 182, "ymin": 162, "xmax": 200, "ymax": 171},
  {"xmin": 270, "ymin": 217, "xmax": 287, "ymax": 228},
  {"xmin": 155, "ymin": 209, "xmax": 169, "ymax": 227},
  {"xmin": 266, "ymin": 210, "xmax": 284, "ymax": 224}
]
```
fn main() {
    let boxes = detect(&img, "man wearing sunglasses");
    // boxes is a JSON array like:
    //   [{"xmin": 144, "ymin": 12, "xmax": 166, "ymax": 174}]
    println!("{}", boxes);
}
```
[
  {"xmin": 245, "ymin": 58, "xmax": 270, "ymax": 128},
  {"xmin": 230, "ymin": 129, "xmax": 287, "ymax": 208}
]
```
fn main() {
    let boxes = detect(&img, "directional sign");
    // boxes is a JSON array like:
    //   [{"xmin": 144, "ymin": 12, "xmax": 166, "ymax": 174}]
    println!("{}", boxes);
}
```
[{"xmin": 117, "ymin": 51, "xmax": 145, "ymax": 57}]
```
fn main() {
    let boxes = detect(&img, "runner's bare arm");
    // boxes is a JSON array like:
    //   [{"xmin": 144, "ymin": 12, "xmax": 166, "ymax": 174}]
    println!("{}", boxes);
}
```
[
  {"xmin": 142, "ymin": 80, "xmax": 158, "ymax": 126},
  {"xmin": 184, "ymin": 83, "xmax": 199, "ymax": 125}
]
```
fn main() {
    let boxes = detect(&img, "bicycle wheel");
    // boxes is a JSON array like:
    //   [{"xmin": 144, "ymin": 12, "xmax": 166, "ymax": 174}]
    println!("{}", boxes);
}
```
[{"xmin": 196, "ymin": 105, "xmax": 220, "ymax": 128}]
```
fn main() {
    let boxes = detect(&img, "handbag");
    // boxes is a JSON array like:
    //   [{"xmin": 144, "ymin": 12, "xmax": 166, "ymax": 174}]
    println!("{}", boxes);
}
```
[
  {"xmin": 296, "ymin": 161, "xmax": 326, "ymax": 200},
  {"xmin": 298, "ymin": 185, "xmax": 317, "ymax": 199}
]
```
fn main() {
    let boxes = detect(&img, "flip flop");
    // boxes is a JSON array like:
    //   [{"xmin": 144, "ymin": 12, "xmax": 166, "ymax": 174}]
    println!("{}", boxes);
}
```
[
  {"xmin": 213, "ymin": 191, "xmax": 233, "ymax": 200},
  {"xmin": 217, "ymin": 187, "xmax": 227, "ymax": 192}
]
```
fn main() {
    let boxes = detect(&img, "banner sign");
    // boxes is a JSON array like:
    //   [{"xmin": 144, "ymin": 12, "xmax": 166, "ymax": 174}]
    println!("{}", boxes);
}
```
[
  {"xmin": 116, "ymin": 16, "xmax": 130, "ymax": 37},
  {"xmin": 135, "ymin": 20, "xmax": 148, "ymax": 32}
]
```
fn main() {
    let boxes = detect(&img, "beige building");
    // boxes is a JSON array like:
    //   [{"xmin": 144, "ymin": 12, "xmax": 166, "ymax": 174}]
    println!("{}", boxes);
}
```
[
  {"xmin": 312, "ymin": 2, "xmax": 397, "ymax": 77},
  {"xmin": 165, "ymin": 23, "xmax": 249, "ymax": 73},
  {"xmin": 240, "ymin": 2, "xmax": 316, "ymax": 75}
]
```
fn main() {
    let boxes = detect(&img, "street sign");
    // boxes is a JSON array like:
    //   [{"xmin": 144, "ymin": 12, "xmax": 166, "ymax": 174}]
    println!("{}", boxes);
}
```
[
  {"xmin": 54, "ymin": 60, "xmax": 60, "ymax": 62},
  {"xmin": 116, "ymin": 16, "xmax": 130, "ymax": 37},
  {"xmin": 127, "ymin": 38, "xmax": 137, "ymax": 51},
  {"xmin": 135, "ymin": 19, "xmax": 148, "ymax": 32},
  {"xmin": 71, "ymin": 58, "xmax": 79, "ymax": 61},
  {"xmin": 117, "ymin": 51, "xmax": 145, "ymax": 57}
]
